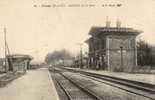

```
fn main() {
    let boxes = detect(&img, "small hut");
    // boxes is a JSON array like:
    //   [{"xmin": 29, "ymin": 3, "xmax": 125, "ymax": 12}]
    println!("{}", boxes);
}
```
[{"xmin": 7, "ymin": 54, "xmax": 33, "ymax": 72}]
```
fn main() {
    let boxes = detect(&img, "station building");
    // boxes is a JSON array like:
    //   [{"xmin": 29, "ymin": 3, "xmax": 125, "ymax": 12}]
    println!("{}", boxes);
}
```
[
  {"xmin": 7, "ymin": 54, "xmax": 33, "ymax": 72},
  {"xmin": 85, "ymin": 21, "xmax": 142, "ymax": 72}
]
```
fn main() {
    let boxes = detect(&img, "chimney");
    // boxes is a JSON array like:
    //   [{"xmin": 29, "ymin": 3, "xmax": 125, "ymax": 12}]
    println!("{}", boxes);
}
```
[
  {"xmin": 116, "ymin": 19, "xmax": 121, "ymax": 28},
  {"xmin": 106, "ymin": 16, "xmax": 111, "ymax": 27},
  {"xmin": 106, "ymin": 21, "xmax": 111, "ymax": 27}
]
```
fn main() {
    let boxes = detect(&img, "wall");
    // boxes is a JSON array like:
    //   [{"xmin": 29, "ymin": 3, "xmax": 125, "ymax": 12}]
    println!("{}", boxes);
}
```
[
  {"xmin": 12, "ymin": 62, "xmax": 26, "ymax": 72},
  {"xmin": 107, "ymin": 35, "xmax": 136, "ymax": 72}
]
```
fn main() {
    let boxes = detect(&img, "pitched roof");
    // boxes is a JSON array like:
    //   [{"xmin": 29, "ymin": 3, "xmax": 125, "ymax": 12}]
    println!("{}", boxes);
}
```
[
  {"xmin": 7, "ymin": 54, "xmax": 33, "ymax": 60},
  {"xmin": 89, "ymin": 26, "xmax": 142, "ymax": 36}
]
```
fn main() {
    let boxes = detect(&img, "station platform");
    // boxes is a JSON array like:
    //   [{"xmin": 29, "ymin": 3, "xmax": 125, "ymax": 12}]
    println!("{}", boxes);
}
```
[
  {"xmin": 64, "ymin": 67, "xmax": 155, "ymax": 85},
  {"xmin": 0, "ymin": 68, "xmax": 59, "ymax": 100}
]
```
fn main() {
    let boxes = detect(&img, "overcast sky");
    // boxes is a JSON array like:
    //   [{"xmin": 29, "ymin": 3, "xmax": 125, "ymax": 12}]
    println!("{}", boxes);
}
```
[{"xmin": 0, "ymin": 0, "xmax": 155, "ymax": 62}]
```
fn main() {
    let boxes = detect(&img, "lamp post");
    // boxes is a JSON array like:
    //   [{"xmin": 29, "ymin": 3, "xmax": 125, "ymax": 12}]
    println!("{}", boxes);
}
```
[{"xmin": 77, "ymin": 43, "xmax": 83, "ymax": 69}]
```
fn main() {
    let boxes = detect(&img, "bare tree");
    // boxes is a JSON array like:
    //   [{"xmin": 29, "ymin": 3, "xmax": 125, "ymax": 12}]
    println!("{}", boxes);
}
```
[{"xmin": 137, "ymin": 39, "xmax": 154, "ymax": 67}]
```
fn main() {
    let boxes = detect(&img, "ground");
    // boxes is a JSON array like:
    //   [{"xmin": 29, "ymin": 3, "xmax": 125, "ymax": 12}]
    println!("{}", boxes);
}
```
[{"xmin": 0, "ymin": 68, "xmax": 59, "ymax": 100}]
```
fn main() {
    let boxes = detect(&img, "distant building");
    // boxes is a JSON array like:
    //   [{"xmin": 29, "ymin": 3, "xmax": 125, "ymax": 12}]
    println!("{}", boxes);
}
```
[
  {"xmin": 85, "ymin": 21, "xmax": 142, "ymax": 72},
  {"xmin": 7, "ymin": 54, "xmax": 33, "ymax": 72},
  {"xmin": 63, "ymin": 59, "xmax": 74, "ymax": 67}
]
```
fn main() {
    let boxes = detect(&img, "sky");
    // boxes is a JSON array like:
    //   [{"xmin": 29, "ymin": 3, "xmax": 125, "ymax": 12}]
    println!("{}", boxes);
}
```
[{"xmin": 0, "ymin": 0, "xmax": 155, "ymax": 62}]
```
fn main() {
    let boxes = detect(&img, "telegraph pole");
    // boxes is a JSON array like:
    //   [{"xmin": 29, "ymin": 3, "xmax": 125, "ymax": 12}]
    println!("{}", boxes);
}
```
[
  {"xmin": 4, "ymin": 27, "xmax": 7, "ymax": 72},
  {"xmin": 80, "ymin": 44, "xmax": 83, "ymax": 68},
  {"xmin": 77, "ymin": 43, "xmax": 83, "ymax": 68}
]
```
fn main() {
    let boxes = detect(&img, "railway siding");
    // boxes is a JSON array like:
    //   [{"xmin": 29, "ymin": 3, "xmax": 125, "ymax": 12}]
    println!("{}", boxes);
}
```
[
  {"xmin": 64, "ymin": 67, "xmax": 155, "ymax": 85},
  {"xmin": 64, "ymin": 72, "xmax": 151, "ymax": 100},
  {"xmin": 56, "ymin": 67, "xmax": 154, "ymax": 100},
  {"xmin": 51, "ymin": 71, "xmax": 96, "ymax": 100}
]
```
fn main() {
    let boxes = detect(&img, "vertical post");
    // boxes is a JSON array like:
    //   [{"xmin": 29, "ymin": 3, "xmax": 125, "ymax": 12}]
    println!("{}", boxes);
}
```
[
  {"xmin": 93, "ymin": 39, "xmax": 96, "ymax": 69},
  {"xmin": 24, "ymin": 60, "xmax": 27, "ymax": 73},
  {"xmin": 107, "ymin": 37, "xmax": 110, "ymax": 70},
  {"xmin": 4, "ymin": 28, "xmax": 7, "ymax": 72},
  {"xmin": 79, "ymin": 44, "xmax": 83, "ymax": 68},
  {"xmin": 135, "ymin": 39, "xmax": 137, "ymax": 66},
  {"xmin": 93, "ymin": 44, "xmax": 95, "ymax": 69},
  {"xmin": 120, "ymin": 46, "xmax": 123, "ymax": 68},
  {"xmin": 62, "ymin": 58, "xmax": 64, "ymax": 67}
]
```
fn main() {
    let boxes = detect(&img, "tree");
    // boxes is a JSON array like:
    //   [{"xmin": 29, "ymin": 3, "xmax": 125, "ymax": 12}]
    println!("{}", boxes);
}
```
[{"xmin": 137, "ymin": 39, "xmax": 154, "ymax": 66}]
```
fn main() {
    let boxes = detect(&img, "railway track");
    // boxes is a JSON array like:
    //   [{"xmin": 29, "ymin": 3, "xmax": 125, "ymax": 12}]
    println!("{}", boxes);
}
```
[
  {"xmin": 52, "ymin": 70, "xmax": 102, "ymax": 100},
  {"xmin": 58, "ymin": 67, "xmax": 155, "ymax": 100}
]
